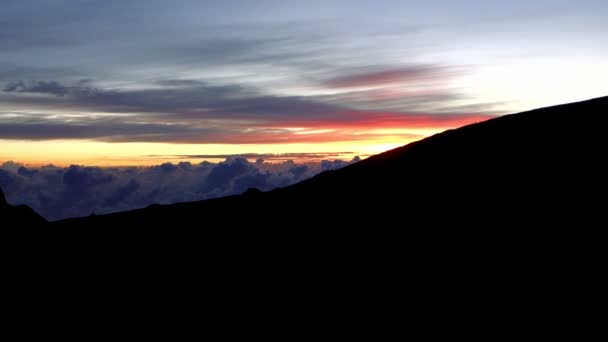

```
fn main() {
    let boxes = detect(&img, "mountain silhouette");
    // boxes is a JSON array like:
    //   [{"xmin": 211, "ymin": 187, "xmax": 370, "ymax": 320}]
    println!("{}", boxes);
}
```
[
  {"xmin": 48, "ymin": 96, "xmax": 605, "ymax": 231},
  {"xmin": 0, "ymin": 187, "xmax": 47, "ymax": 226},
  {"xmin": 3, "ymin": 96, "xmax": 604, "ymax": 233},
  {"xmin": 5, "ymin": 98, "xmax": 601, "ymax": 314}
]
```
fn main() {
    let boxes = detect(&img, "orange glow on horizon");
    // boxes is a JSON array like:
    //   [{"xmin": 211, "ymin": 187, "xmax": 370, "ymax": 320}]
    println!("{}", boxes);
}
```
[
  {"xmin": 0, "ymin": 115, "xmax": 493, "ymax": 167},
  {"xmin": 0, "ymin": 139, "xmax": 410, "ymax": 167}
]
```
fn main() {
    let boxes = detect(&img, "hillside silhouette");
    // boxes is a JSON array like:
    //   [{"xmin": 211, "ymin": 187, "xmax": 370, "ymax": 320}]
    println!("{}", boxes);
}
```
[
  {"xmin": 0, "ymin": 187, "xmax": 46, "ymax": 226},
  {"xmin": 2, "ymin": 96, "xmax": 605, "ymax": 231},
  {"xmin": 48, "ymin": 96, "xmax": 605, "ymax": 230}
]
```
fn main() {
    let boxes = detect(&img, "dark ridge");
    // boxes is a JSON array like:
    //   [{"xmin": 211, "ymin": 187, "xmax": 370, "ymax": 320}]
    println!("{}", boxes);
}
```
[
  {"xmin": 47, "ymin": 96, "xmax": 606, "ymax": 232},
  {"xmin": 6, "ymin": 96, "xmax": 606, "ymax": 244},
  {"xmin": 6, "ymin": 96, "xmax": 606, "ymax": 296},
  {"xmin": 0, "ymin": 187, "xmax": 47, "ymax": 226},
  {"xmin": 0, "ymin": 187, "xmax": 6, "ymax": 207}
]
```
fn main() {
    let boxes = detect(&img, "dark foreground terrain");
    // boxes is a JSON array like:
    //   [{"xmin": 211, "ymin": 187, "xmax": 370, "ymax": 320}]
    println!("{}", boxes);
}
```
[
  {"xmin": 2, "ymin": 97, "xmax": 606, "ymax": 235},
  {"xmin": 2, "ymin": 96, "xmax": 605, "ymax": 308},
  {"xmin": 1, "ymin": 187, "xmax": 46, "ymax": 226}
]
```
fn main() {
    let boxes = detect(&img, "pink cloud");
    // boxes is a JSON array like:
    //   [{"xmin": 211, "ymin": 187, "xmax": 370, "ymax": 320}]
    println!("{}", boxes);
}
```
[
  {"xmin": 323, "ymin": 66, "xmax": 444, "ymax": 88},
  {"xmin": 214, "ymin": 111, "xmax": 494, "ymax": 144}
]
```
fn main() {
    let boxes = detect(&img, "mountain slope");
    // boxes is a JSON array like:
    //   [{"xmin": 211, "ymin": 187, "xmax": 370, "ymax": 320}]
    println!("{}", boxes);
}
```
[
  {"xmin": 52, "ymin": 96, "xmax": 606, "ymax": 229},
  {"xmin": 0, "ymin": 187, "xmax": 47, "ymax": 226}
]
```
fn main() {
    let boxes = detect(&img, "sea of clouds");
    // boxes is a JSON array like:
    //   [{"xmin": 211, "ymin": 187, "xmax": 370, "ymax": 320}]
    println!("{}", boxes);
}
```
[{"xmin": 0, "ymin": 157, "xmax": 359, "ymax": 221}]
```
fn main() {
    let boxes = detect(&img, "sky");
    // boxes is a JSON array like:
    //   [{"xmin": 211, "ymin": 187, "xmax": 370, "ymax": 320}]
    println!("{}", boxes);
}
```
[{"xmin": 1, "ymin": 0, "xmax": 607, "ymax": 166}]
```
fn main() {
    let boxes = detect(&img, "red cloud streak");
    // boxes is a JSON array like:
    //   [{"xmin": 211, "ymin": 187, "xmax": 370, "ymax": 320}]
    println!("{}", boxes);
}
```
[
  {"xmin": 259, "ymin": 111, "xmax": 493, "ymax": 129},
  {"xmin": 323, "ymin": 66, "xmax": 442, "ymax": 88},
  {"xmin": 213, "ymin": 112, "xmax": 494, "ymax": 144}
]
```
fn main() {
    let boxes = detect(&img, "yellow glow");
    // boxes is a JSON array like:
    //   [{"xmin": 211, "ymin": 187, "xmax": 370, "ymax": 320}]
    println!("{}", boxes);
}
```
[
  {"xmin": 0, "ymin": 136, "xmax": 424, "ymax": 166},
  {"xmin": 357, "ymin": 128, "xmax": 443, "ymax": 136},
  {"xmin": 293, "ymin": 129, "xmax": 336, "ymax": 135}
]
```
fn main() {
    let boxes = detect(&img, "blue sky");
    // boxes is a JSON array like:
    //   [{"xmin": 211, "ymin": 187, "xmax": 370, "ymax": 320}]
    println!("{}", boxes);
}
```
[{"xmin": 1, "ymin": 0, "xmax": 607, "ymax": 165}]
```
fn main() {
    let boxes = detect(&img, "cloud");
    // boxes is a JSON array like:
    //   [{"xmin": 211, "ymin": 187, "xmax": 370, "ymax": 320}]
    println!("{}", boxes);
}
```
[
  {"xmin": 63, "ymin": 165, "xmax": 115, "ymax": 188},
  {"xmin": 1, "ymin": 0, "xmax": 600, "ymax": 134},
  {"xmin": 1, "ymin": 79, "xmax": 337, "ymax": 120},
  {"xmin": 3, "ymin": 80, "xmax": 100, "ymax": 97},
  {"xmin": 0, "ymin": 157, "xmax": 360, "ymax": 221},
  {"xmin": 151, "ymin": 152, "xmax": 358, "ymax": 162},
  {"xmin": 203, "ymin": 157, "xmax": 262, "ymax": 193},
  {"xmin": 314, "ymin": 66, "xmax": 503, "ymax": 115},
  {"xmin": 0, "ymin": 117, "xmax": 209, "ymax": 142},
  {"xmin": 103, "ymin": 179, "xmax": 139, "ymax": 207},
  {"xmin": 289, "ymin": 165, "xmax": 309, "ymax": 178},
  {"xmin": 0, "ymin": 78, "xmax": 495, "ymax": 143},
  {"xmin": 4, "ymin": 80, "xmax": 69, "ymax": 96},
  {"xmin": 322, "ymin": 65, "xmax": 444, "ymax": 88},
  {"xmin": 0, "ymin": 113, "xmax": 485, "ymax": 143},
  {"xmin": 17, "ymin": 166, "xmax": 38, "ymax": 177}
]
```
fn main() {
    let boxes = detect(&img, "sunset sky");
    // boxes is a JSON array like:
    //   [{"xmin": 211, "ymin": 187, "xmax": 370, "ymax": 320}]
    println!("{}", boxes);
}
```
[{"xmin": 1, "ymin": 0, "xmax": 607, "ymax": 166}]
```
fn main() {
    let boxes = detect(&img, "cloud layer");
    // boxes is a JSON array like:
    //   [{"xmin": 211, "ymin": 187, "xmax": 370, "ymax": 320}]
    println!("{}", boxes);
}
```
[
  {"xmin": 0, "ymin": 2, "xmax": 502, "ymax": 147},
  {"xmin": 0, "ymin": 77, "xmax": 494, "ymax": 144},
  {"xmin": 0, "ymin": 157, "xmax": 356, "ymax": 221}
]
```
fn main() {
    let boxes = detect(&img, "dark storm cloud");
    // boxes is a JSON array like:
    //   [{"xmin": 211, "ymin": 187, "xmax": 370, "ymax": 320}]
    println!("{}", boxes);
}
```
[{"xmin": 0, "ymin": 157, "xmax": 360, "ymax": 221}]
